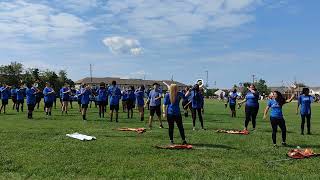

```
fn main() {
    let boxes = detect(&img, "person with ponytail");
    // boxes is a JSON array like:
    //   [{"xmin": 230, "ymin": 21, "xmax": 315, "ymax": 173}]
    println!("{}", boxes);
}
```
[
  {"xmin": 263, "ymin": 91, "xmax": 295, "ymax": 147},
  {"xmin": 238, "ymin": 84, "xmax": 260, "ymax": 131},
  {"xmin": 297, "ymin": 88, "xmax": 314, "ymax": 135},
  {"xmin": 186, "ymin": 84, "xmax": 205, "ymax": 130},
  {"xmin": 163, "ymin": 84, "xmax": 187, "ymax": 145}
]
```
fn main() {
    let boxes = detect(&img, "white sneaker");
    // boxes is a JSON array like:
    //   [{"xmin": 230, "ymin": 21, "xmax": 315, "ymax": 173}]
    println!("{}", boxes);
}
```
[{"xmin": 193, "ymin": 127, "xmax": 196, "ymax": 131}]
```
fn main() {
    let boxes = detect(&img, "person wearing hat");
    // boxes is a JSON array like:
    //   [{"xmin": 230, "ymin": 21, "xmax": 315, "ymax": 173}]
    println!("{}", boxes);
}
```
[
  {"xmin": 43, "ymin": 82, "xmax": 55, "ymax": 118},
  {"xmin": 146, "ymin": 83, "xmax": 164, "ymax": 129}
]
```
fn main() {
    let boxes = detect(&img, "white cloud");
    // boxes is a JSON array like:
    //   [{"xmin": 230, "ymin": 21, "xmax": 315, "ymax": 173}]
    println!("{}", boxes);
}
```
[
  {"xmin": 52, "ymin": 0, "xmax": 98, "ymax": 12},
  {"xmin": 103, "ymin": 0, "xmax": 260, "ymax": 40},
  {"xmin": 102, "ymin": 36, "xmax": 143, "ymax": 55},
  {"xmin": 0, "ymin": 0, "xmax": 93, "ymax": 40}
]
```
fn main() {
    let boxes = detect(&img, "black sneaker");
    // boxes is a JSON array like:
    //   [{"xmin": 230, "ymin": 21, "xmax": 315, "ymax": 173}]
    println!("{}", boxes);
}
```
[
  {"xmin": 182, "ymin": 140, "xmax": 188, "ymax": 145},
  {"xmin": 170, "ymin": 140, "xmax": 174, "ymax": 145},
  {"xmin": 282, "ymin": 142, "xmax": 287, "ymax": 146},
  {"xmin": 159, "ymin": 125, "xmax": 164, "ymax": 129}
]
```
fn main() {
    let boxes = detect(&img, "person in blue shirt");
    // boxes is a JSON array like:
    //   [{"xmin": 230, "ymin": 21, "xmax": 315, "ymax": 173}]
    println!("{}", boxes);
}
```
[
  {"xmin": 186, "ymin": 84, "xmax": 205, "ymax": 130},
  {"xmin": 135, "ymin": 85, "xmax": 145, "ymax": 122},
  {"xmin": 108, "ymin": 81, "xmax": 122, "ymax": 122},
  {"xmin": 226, "ymin": 89, "xmax": 239, "ymax": 118},
  {"xmin": 121, "ymin": 88, "xmax": 128, "ymax": 113},
  {"xmin": 43, "ymin": 82, "xmax": 55, "ymax": 118},
  {"xmin": 26, "ymin": 83, "xmax": 39, "ymax": 119},
  {"xmin": 11, "ymin": 86, "xmax": 17, "ymax": 110},
  {"xmin": 76, "ymin": 85, "xmax": 83, "ymax": 113},
  {"xmin": 146, "ymin": 83, "xmax": 164, "ymax": 129},
  {"xmin": 0, "ymin": 84, "xmax": 11, "ymax": 114},
  {"xmin": 16, "ymin": 84, "xmax": 25, "ymax": 112},
  {"xmin": 80, "ymin": 84, "xmax": 92, "ymax": 120},
  {"xmin": 127, "ymin": 86, "xmax": 135, "ymax": 119},
  {"xmin": 96, "ymin": 82, "xmax": 108, "ymax": 118},
  {"xmin": 163, "ymin": 84, "xmax": 187, "ymax": 145},
  {"xmin": 297, "ymin": 88, "xmax": 314, "ymax": 135},
  {"xmin": 61, "ymin": 83, "xmax": 71, "ymax": 115},
  {"xmin": 263, "ymin": 91, "xmax": 295, "ymax": 147},
  {"xmin": 182, "ymin": 87, "xmax": 192, "ymax": 118},
  {"xmin": 238, "ymin": 84, "xmax": 260, "ymax": 131}
]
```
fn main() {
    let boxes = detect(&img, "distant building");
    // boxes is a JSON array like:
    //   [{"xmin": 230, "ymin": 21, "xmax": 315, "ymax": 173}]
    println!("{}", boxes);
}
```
[{"xmin": 75, "ymin": 77, "xmax": 188, "ymax": 90}]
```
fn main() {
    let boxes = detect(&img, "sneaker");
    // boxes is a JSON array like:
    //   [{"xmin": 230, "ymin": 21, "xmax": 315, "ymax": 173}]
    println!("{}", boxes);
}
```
[
  {"xmin": 282, "ymin": 142, "xmax": 287, "ymax": 146},
  {"xmin": 170, "ymin": 140, "xmax": 174, "ymax": 145},
  {"xmin": 307, "ymin": 132, "xmax": 312, "ymax": 135},
  {"xmin": 301, "ymin": 132, "xmax": 304, "ymax": 135},
  {"xmin": 182, "ymin": 140, "xmax": 188, "ymax": 145},
  {"xmin": 159, "ymin": 125, "xmax": 164, "ymax": 129},
  {"xmin": 193, "ymin": 127, "xmax": 196, "ymax": 131},
  {"xmin": 273, "ymin": 144, "xmax": 277, "ymax": 148},
  {"xmin": 201, "ymin": 128, "xmax": 206, "ymax": 131}
]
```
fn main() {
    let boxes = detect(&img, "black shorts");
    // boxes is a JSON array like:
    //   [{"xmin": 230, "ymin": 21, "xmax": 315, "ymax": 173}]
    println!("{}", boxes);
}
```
[
  {"xmin": 36, "ymin": 97, "xmax": 41, "ymax": 103},
  {"xmin": 17, "ymin": 99, "xmax": 24, "ymax": 104},
  {"xmin": 62, "ymin": 98, "xmax": 69, "ymax": 102},
  {"xmin": 82, "ymin": 104, "xmax": 89, "ymax": 108},
  {"xmin": 127, "ymin": 100, "xmax": 134, "ymax": 109},
  {"xmin": 27, "ymin": 104, "xmax": 35, "ymax": 111},
  {"xmin": 2, "ymin": 99, "xmax": 8, "ymax": 105},
  {"xmin": 97, "ymin": 101, "xmax": 107, "ymax": 106},
  {"xmin": 78, "ymin": 100, "xmax": 81, "ymax": 105},
  {"xmin": 12, "ymin": 97, "xmax": 17, "ymax": 103},
  {"xmin": 230, "ymin": 104, "xmax": 236, "ymax": 111},
  {"xmin": 110, "ymin": 104, "xmax": 119, "ymax": 111},
  {"xmin": 122, "ymin": 100, "xmax": 127, "ymax": 105},
  {"xmin": 150, "ymin": 105, "xmax": 161, "ymax": 116},
  {"xmin": 45, "ymin": 102, "xmax": 53, "ymax": 108}
]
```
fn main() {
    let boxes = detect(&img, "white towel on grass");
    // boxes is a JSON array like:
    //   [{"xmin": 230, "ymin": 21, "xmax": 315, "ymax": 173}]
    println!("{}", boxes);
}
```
[{"xmin": 66, "ymin": 133, "xmax": 96, "ymax": 141}]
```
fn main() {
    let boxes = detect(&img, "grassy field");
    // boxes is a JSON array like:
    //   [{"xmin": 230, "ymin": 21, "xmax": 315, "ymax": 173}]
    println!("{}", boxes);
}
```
[{"xmin": 0, "ymin": 99, "xmax": 320, "ymax": 179}]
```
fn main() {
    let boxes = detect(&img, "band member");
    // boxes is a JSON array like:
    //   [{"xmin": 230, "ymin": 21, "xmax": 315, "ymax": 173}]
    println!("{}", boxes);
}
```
[
  {"xmin": 238, "ymin": 84, "xmax": 260, "ymax": 131},
  {"xmin": 43, "ymin": 82, "xmax": 55, "ymax": 118},
  {"xmin": 11, "ymin": 86, "xmax": 17, "ymax": 110},
  {"xmin": 297, "ymin": 88, "xmax": 314, "ymax": 135},
  {"xmin": 69, "ymin": 88, "xmax": 76, "ymax": 109},
  {"xmin": 108, "ymin": 81, "xmax": 122, "ymax": 122},
  {"xmin": 61, "ymin": 83, "xmax": 71, "ymax": 114},
  {"xmin": 96, "ymin": 82, "xmax": 108, "ymax": 118},
  {"xmin": 135, "ymin": 85, "xmax": 145, "ymax": 122},
  {"xmin": 76, "ymin": 85, "xmax": 83, "ymax": 112},
  {"xmin": 163, "ymin": 84, "xmax": 187, "ymax": 145},
  {"xmin": 146, "ymin": 83, "xmax": 164, "ymax": 129},
  {"xmin": 263, "ymin": 91, "xmax": 295, "ymax": 147},
  {"xmin": 127, "ymin": 86, "xmax": 135, "ymax": 119},
  {"xmin": 0, "ymin": 84, "xmax": 11, "ymax": 114},
  {"xmin": 186, "ymin": 84, "xmax": 205, "ymax": 130},
  {"xmin": 122, "ymin": 88, "xmax": 128, "ymax": 112},
  {"xmin": 182, "ymin": 87, "xmax": 192, "ymax": 117},
  {"xmin": 26, "ymin": 83, "xmax": 39, "ymax": 119},
  {"xmin": 35, "ymin": 90, "xmax": 42, "ymax": 110},
  {"xmin": 80, "ymin": 84, "xmax": 92, "ymax": 120},
  {"xmin": 16, "ymin": 84, "xmax": 25, "ymax": 112},
  {"xmin": 226, "ymin": 89, "xmax": 239, "ymax": 118}
]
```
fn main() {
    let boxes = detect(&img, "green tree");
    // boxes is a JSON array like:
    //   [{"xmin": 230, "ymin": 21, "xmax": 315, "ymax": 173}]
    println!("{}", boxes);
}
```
[{"xmin": 0, "ymin": 61, "xmax": 23, "ymax": 85}]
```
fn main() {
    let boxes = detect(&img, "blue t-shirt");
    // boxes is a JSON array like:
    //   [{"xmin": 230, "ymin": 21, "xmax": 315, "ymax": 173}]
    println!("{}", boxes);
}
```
[
  {"xmin": 128, "ymin": 90, "xmax": 135, "ymax": 101},
  {"xmin": 122, "ymin": 91, "xmax": 128, "ymax": 101},
  {"xmin": 268, "ymin": 99, "xmax": 283, "ymax": 119},
  {"xmin": 164, "ymin": 92, "xmax": 185, "ymax": 116},
  {"xmin": 188, "ymin": 90, "xmax": 204, "ymax": 109},
  {"xmin": 148, "ymin": 89, "xmax": 162, "ymax": 107},
  {"xmin": 229, "ymin": 92, "xmax": 238, "ymax": 105},
  {"xmin": 11, "ymin": 89, "xmax": 17, "ymax": 97},
  {"xmin": 135, "ymin": 90, "xmax": 145, "ymax": 106},
  {"xmin": 17, "ymin": 88, "xmax": 25, "ymax": 100},
  {"xmin": 61, "ymin": 87, "xmax": 70, "ymax": 100},
  {"xmin": 298, "ymin": 95, "xmax": 313, "ymax": 115},
  {"xmin": 76, "ymin": 89, "xmax": 82, "ymax": 101},
  {"xmin": 0, "ymin": 87, "xmax": 10, "ymax": 100},
  {"xmin": 43, "ymin": 87, "xmax": 55, "ymax": 103},
  {"xmin": 96, "ymin": 88, "xmax": 108, "ymax": 102},
  {"xmin": 108, "ymin": 86, "xmax": 122, "ymax": 105},
  {"xmin": 26, "ymin": 87, "xmax": 36, "ymax": 104},
  {"xmin": 81, "ymin": 89, "xmax": 92, "ymax": 105},
  {"xmin": 245, "ymin": 91, "xmax": 259, "ymax": 107}
]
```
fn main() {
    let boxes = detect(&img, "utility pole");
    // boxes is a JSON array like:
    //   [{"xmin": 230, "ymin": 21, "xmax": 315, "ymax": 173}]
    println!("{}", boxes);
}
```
[
  {"xmin": 252, "ymin": 74, "xmax": 255, "ymax": 84},
  {"xmin": 171, "ymin": 75, "xmax": 174, "ymax": 82},
  {"xmin": 90, "ymin": 64, "xmax": 93, "ymax": 83},
  {"xmin": 205, "ymin": 70, "xmax": 209, "ymax": 88}
]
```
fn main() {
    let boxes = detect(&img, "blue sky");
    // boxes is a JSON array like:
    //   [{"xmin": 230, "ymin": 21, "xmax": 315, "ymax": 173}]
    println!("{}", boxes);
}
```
[{"xmin": 0, "ymin": 0, "xmax": 319, "ymax": 88}]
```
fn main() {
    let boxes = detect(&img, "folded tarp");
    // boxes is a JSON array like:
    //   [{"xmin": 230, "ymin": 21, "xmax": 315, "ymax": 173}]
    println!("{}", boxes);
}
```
[
  {"xmin": 155, "ymin": 144, "xmax": 193, "ymax": 150},
  {"xmin": 66, "ymin": 133, "xmax": 96, "ymax": 141},
  {"xmin": 288, "ymin": 148, "xmax": 319, "ymax": 159}
]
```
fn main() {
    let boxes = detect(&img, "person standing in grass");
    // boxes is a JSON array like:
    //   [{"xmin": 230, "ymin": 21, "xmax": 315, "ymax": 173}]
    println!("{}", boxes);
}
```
[
  {"xmin": 226, "ymin": 89, "xmax": 239, "ymax": 118},
  {"xmin": 76, "ymin": 85, "xmax": 83, "ymax": 113},
  {"xmin": 297, "ymin": 88, "xmax": 314, "ymax": 135},
  {"xmin": 263, "ymin": 91, "xmax": 295, "ymax": 147},
  {"xmin": 127, "ymin": 86, "xmax": 135, "ymax": 119},
  {"xmin": 108, "ymin": 81, "xmax": 122, "ymax": 122},
  {"xmin": 61, "ymin": 83, "xmax": 71, "ymax": 115},
  {"xmin": 135, "ymin": 85, "xmax": 145, "ymax": 122},
  {"xmin": 163, "ymin": 84, "xmax": 187, "ymax": 145},
  {"xmin": 186, "ymin": 84, "xmax": 205, "ymax": 130},
  {"xmin": 80, "ymin": 84, "xmax": 92, "ymax": 120},
  {"xmin": 182, "ymin": 87, "xmax": 192, "ymax": 118},
  {"xmin": 26, "ymin": 83, "xmax": 39, "ymax": 119},
  {"xmin": 0, "ymin": 84, "xmax": 11, "ymax": 114},
  {"xmin": 16, "ymin": 84, "xmax": 25, "ymax": 112},
  {"xmin": 121, "ymin": 88, "xmax": 128, "ymax": 112},
  {"xmin": 96, "ymin": 82, "xmax": 108, "ymax": 118},
  {"xmin": 43, "ymin": 82, "xmax": 55, "ymax": 118},
  {"xmin": 238, "ymin": 84, "xmax": 260, "ymax": 131},
  {"xmin": 11, "ymin": 86, "xmax": 17, "ymax": 110},
  {"xmin": 146, "ymin": 83, "xmax": 164, "ymax": 129}
]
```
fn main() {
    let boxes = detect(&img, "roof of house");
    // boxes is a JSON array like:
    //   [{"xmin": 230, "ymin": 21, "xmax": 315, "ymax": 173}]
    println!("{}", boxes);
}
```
[{"xmin": 75, "ymin": 77, "xmax": 188, "ymax": 87}]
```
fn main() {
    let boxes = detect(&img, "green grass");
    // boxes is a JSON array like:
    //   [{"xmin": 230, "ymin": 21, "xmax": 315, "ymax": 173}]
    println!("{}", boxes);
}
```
[{"xmin": 0, "ymin": 100, "xmax": 320, "ymax": 179}]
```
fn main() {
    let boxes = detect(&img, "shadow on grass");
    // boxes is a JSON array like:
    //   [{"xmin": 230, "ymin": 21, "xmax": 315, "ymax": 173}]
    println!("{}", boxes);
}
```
[
  {"xmin": 285, "ymin": 144, "xmax": 320, "ymax": 148},
  {"xmin": 192, "ymin": 143, "xmax": 236, "ymax": 150}
]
